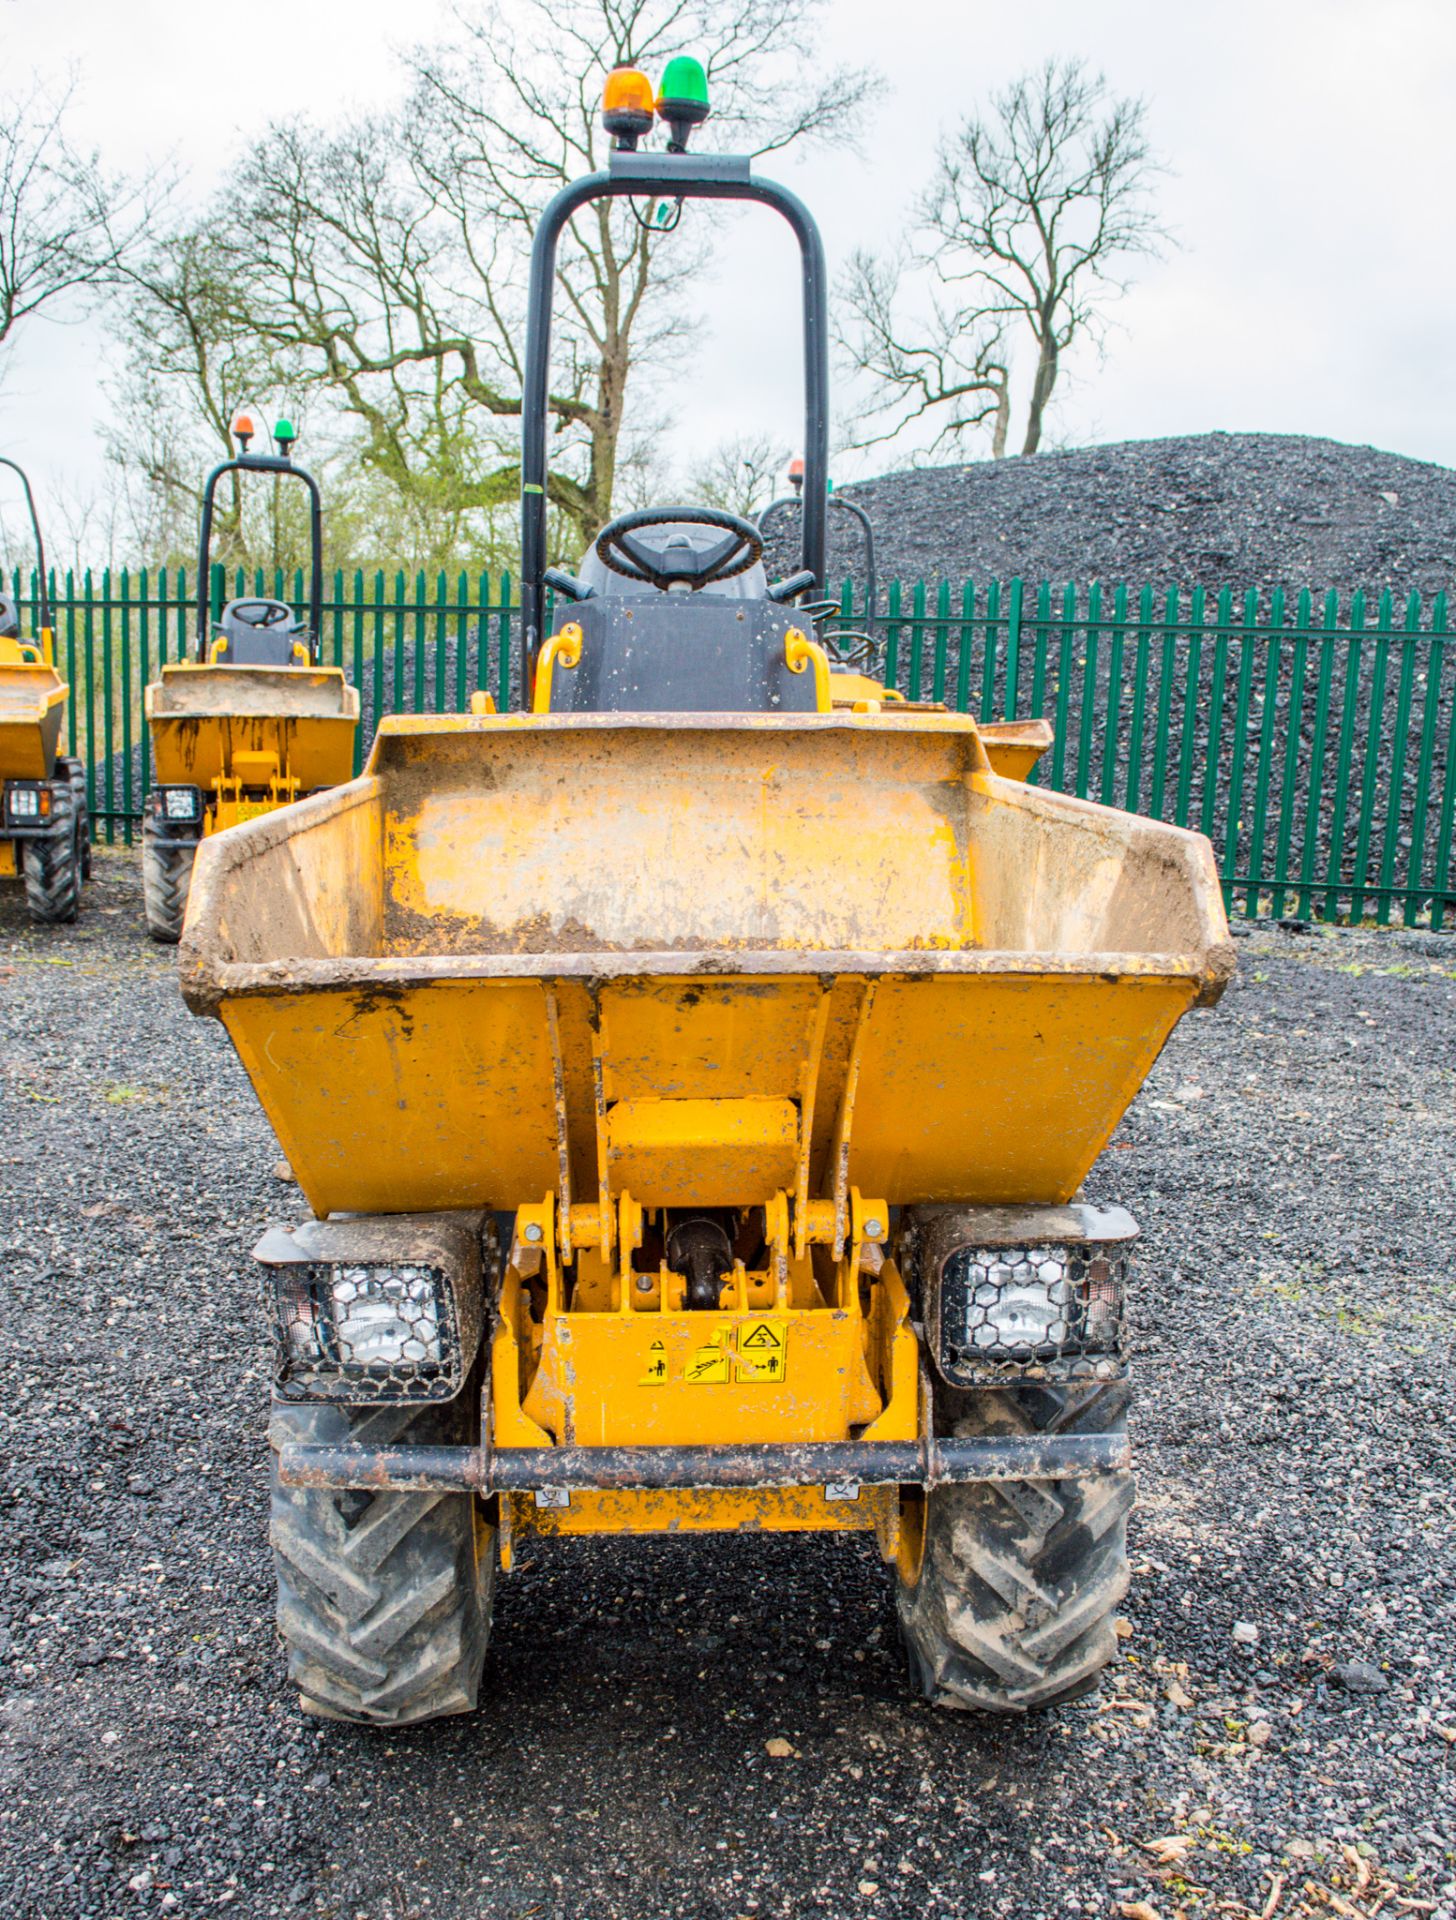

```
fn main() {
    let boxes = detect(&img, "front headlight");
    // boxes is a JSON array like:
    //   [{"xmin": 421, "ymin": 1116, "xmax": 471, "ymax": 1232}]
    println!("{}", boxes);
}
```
[
  {"xmin": 315, "ymin": 1264, "xmax": 444, "ymax": 1367},
  {"xmin": 921, "ymin": 1204, "xmax": 1135, "ymax": 1386},
  {"xmin": 965, "ymin": 1253, "xmax": 1074, "ymax": 1353},
  {"xmin": 5, "ymin": 784, "xmax": 45, "ymax": 823},
  {"xmin": 162, "ymin": 786, "xmax": 202, "ymax": 822},
  {"xmin": 257, "ymin": 1213, "xmax": 486, "ymax": 1404}
]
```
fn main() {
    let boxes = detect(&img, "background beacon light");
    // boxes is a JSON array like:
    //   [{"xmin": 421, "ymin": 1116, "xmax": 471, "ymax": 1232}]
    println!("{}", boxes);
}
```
[
  {"xmin": 231, "ymin": 413, "xmax": 255, "ymax": 452},
  {"xmin": 273, "ymin": 417, "xmax": 297, "ymax": 457},
  {"xmin": 602, "ymin": 67, "xmax": 655, "ymax": 150},
  {"xmin": 787, "ymin": 455, "xmax": 805, "ymax": 493},
  {"xmin": 656, "ymin": 55, "xmax": 710, "ymax": 152}
]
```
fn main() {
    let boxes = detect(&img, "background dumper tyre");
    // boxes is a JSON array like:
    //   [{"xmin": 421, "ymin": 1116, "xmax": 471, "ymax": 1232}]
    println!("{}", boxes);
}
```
[
  {"xmin": 140, "ymin": 820, "xmax": 195, "ymax": 944},
  {"xmin": 58, "ymin": 759, "xmax": 92, "ymax": 879},
  {"xmin": 269, "ymin": 1398, "xmax": 495, "ymax": 1727},
  {"xmin": 897, "ymin": 1379, "xmax": 1132, "ymax": 1712},
  {"xmin": 23, "ymin": 782, "xmax": 81, "ymax": 925}
]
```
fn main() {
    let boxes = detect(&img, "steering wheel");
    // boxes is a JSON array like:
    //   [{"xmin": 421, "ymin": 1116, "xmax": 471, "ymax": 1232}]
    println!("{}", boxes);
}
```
[
  {"xmin": 222, "ymin": 597, "xmax": 296, "ymax": 630},
  {"xmin": 828, "ymin": 632, "xmax": 880, "ymax": 669},
  {"xmin": 594, "ymin": 507, "xmax": 763, "ymax": 591}
]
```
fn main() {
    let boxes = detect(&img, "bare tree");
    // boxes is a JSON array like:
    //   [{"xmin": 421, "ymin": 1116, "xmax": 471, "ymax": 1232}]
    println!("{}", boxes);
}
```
[
  {"xmin": 205, "ymin": 0, "xmax": 869, "ymax": 558},
  {"xmin": 103, "ymin": 229, "xmax": 274, "ymax": 563},
  {"xmin": 839, "ymin": 248, "xmax": 1013, "ymax": 459},
  {"xmin": 686, "ymin": 432, "xmax": 791, "ymax": 517},
  {"xmin": 0, "ymin": 75, "xmax": 148, "ymax": 359},
  {"xmin": 841, "ymin": 60, "xmax": 1168, "ymax": 460}
]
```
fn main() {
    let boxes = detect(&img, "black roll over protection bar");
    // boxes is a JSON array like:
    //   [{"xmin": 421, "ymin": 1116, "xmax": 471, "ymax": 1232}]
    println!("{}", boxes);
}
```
[
  {"xmin": 193, "ymin": 453, "xmax": 324, "ymax": 662},
  {"xmin": 519, "ymin": 147, "xmax": 831, "ymax": 690}
]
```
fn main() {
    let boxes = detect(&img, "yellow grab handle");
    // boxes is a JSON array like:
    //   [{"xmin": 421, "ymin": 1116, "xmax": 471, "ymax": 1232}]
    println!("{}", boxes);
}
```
[
  {"xmin": 784, "ymin": 627, "xmax": 832, "ymax": 713},
  {"xmin": 533, "ymin": 622, "xmax": 583, "ymax": 713}
]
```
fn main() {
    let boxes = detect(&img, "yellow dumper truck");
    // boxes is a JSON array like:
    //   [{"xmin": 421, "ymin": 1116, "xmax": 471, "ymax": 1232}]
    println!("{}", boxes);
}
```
[
  {"xmin": 178, "ymin": 65, "xmax": 1233, "ymax": 1726},
  {"xmin": 141, "ymin": 420, "xmax": 358, "ymax": 942},
  {"xmin": 0, "ymin": 459, "xmax": 90, "ymax": 924}
]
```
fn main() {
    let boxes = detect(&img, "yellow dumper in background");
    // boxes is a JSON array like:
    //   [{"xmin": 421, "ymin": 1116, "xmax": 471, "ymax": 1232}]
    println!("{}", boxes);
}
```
[
  {"xmin": 178, "ymin": 72, "xmax": 1233, "ymax": 1728},
  {"xmin": 0, "ymin": 459, "xmax": 90, "ymax": 924},
  {"xmin": 140, "ymin": 419, "xmax": 358, "ymax": 942}
]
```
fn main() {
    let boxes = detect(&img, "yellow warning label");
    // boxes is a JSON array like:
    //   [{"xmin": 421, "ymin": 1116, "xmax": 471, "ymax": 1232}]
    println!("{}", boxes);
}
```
[
  {"xmin": 639, "ymin": 1338, "xmax": 669, "ymax": 1387},
  {"xmin": 684, "ymin": 1334, "xmax": 731, "ymax": 1385},
  {"xmin": 735, "ymin": 1320, "xmax": 788, "ymax": 1383}
]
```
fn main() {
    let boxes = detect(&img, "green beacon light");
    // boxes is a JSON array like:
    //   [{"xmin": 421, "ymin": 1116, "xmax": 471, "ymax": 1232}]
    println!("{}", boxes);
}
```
[
  {"xmin": 273, "ymin": 417, "xmax": 297, "ymax": 459},
  {"xmin": 656, "ymin": 56, "xmax": 709, "ymax": 153}
]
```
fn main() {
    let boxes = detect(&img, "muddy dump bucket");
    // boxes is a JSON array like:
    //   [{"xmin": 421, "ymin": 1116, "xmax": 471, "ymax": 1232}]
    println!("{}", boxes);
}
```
[
  {"xmin": 181, "ymin": 711, "xmax": 1233, "ymax": 1220},
  {"xmin": 0, "ymin": 661, "xmax": 67, "ymax": 781},
  {"xmin": 145, "ymin": 663, "xmax": 359, "ymax": 790}
]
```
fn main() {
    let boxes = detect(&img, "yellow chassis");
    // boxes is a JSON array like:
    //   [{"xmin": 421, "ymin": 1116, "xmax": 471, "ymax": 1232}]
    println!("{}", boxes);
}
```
[{"xmin": 489, "ymin": 1187, "xmax": 920, "ymax": 1570}]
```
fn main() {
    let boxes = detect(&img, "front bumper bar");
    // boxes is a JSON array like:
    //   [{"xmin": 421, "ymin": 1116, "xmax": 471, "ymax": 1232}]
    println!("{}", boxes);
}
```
[{"xmin": 277, "ymin": 1431, "xmax": 1129, "ymax": 1495}]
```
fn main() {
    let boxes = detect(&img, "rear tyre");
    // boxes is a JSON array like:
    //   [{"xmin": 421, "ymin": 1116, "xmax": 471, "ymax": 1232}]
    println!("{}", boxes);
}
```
[
  {"xmin": 58, "ymin": 760, "xmax": 91, "ymax": 879},
  {"xmin": 269, "ymin": 1397, "xmax": 495, "ymax": 1727},
  {"xmin": 897, "ymin": 1379, "xmax": 1132, "ymax": 1712},
  {"xmin": 141, "ymin": 818, "xmax": 195, "ymax": 944},
  {"xmin": 23, "ymin": 783, "xmax": 81, "ymax": 925}
]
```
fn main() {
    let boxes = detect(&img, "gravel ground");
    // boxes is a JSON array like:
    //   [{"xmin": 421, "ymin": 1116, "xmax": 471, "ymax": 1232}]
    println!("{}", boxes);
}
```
[
  {"xmin": 763, "ymin": 433, "xmax": 1456, "ymax": 604},
  {"xmin": 1, "ymin": 854, "xmax": 1454, "ymax": 1920}
]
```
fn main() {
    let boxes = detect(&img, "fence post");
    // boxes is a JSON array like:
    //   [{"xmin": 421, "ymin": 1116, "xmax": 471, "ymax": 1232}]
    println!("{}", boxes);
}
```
[
  {"xmin": 119, "ymin": 567, "xmax": 134, "ymax": 844},
  {"xmin": 1139, "ymin": 585, "xmax": 1169, "ymax": 819},
  {"xmin": 1323, "ymin": 591, "xmax": 1366, "ymax": 923},
  {"xmin": 1430, "ymin": 594, "xmax": 1456, "ymax": 930},
  {"xmin": 1373, "ymin": 594, "xmax": 1421, "ymax": 927},
  {"xmin": 1407, "ymin": 595, "xmax": 1446, "ymax": 927},
  {"xmin": 932, "ymin": 579, "xmax": 950, "ymax": 705},
  {"xmin": 907, "ymin": 579, "xmax": 926, "ymax": 702},
  {"xmin": 1349, "ymin": 590, "xmax": 1394, "ymax": 922},
  {"xmin": 1005, "ymin": 576, "xmax": 1023, "ymax": 716},
  {"xmin": 1245, "ymin": 586, "xmax": 1284, "ymax": 919},
  {"xmin": 498, "ymin": 571, "xmax": 513, "ymax": 709},
  {"xmin": 1075, "ymin": 582, "xmax": 1101, "ymax": 799},
  {"xmin": 980, "ymin": 580, "xmax": 1001, "ymax": 721},
  {"xmin": 1271, "ymin": 588, "xmax": 1311, "ymax": 919},
  {"xmin": 1174, "ymin": 586, "xmax": 1204, "ymax": 828},
  {"xmin": 1050, "ymin": 583, "xmax": 1075, "ymax": 792}
]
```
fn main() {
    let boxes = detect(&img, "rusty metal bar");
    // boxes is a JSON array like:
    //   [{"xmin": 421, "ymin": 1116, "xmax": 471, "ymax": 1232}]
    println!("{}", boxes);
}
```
[{"xmin": 277, "ymin": 1430, "xmax": 1129, "ymax": 1495}]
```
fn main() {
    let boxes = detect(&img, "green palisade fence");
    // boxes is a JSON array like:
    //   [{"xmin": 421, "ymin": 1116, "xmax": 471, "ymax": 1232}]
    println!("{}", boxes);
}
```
[{"xmin": 7, "ymin": 564, "xmax": 1455, "ymax": 932}]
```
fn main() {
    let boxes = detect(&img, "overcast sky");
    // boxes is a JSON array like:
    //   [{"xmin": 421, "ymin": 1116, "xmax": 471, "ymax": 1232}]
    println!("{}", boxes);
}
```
[{"xmin": 3, "ymin": 0, "xmax": 1455, "ymax": 530}]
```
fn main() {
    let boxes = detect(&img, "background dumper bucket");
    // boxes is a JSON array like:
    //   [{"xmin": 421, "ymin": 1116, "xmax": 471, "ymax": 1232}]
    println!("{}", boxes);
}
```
[
  {"xmin": 180, "ymin": 710, "xmax": 1234, "ymax": 1220},
  {"xmin": 145, "ymin": 663, "xmax": 359, "ymax": 791},
  {"xmin": 0, "ymin": 662, "xmax": 68, "ymax": 781}
]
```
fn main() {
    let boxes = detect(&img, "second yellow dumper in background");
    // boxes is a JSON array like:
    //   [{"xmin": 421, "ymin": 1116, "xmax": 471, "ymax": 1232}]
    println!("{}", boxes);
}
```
[{"xmin": 140, "ymin": 417, "xmax": 358, "ymax": 942}]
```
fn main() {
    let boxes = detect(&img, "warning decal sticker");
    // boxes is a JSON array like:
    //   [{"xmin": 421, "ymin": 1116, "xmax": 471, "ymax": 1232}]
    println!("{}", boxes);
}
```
[
  {"xmin": 735, "ymin": 1320, "xmax": 788, "ymax": 1383},
  {"xmin": 639, "ymin": 1338, "xmax": 669, "ymax": 1386},
  {"xmin": 684, "ymin": 1334, "xmax": 732, "ymax": 1385}
]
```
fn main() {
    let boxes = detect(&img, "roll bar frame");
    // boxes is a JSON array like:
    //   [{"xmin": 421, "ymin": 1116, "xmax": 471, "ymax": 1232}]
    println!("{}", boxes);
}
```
[
  {"xmin": 194, "ymin": 454, "xmax": 324, "ymax": 663},
  {"xmin": 520, "ymin": 149, "xmax": 830, "ymax": 687},
  {"xmin": 0, "ymin": 456, "xmax": 53, "ymax": 637}
]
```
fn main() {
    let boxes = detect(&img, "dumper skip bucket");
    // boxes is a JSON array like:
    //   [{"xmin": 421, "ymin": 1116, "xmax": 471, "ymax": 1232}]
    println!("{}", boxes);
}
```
[
  {"xmin": 0, "ymin": 661, "xmax": 68, "ymax": 782},
  {"xmin": 145, "ymin": 663, "xmax": 359, "ymax": 791},
  {"xmin": 180, "ymin": 710, "xmax": 1233, "ymax": 1220}
]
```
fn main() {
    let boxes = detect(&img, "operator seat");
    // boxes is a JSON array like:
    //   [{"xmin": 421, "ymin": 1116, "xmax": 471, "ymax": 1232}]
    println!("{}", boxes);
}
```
[
  {"xmin": 544, "ymin": 518, "xmax": 816, "ymax": 715},
  {"xmin": 212, "ymin": 598, "xmax": 310, "ymax": 667}
]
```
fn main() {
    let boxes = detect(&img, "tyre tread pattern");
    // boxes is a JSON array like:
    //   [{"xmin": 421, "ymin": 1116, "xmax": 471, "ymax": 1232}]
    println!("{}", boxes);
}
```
[
  {"xmin": 899, "ymin": 1380, "xmax": 1132, "ymax": 1713},
  {"xmin": 141, "ymin": 821, "xmax": 195, "ymax": 944},
  {"xmin": 23, "ymin": 782, "xmax": 81, "ymax": 924},
  {"xmin": 269, "ymin": 1399, "xmax": 493, "ymax": 1727}
]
